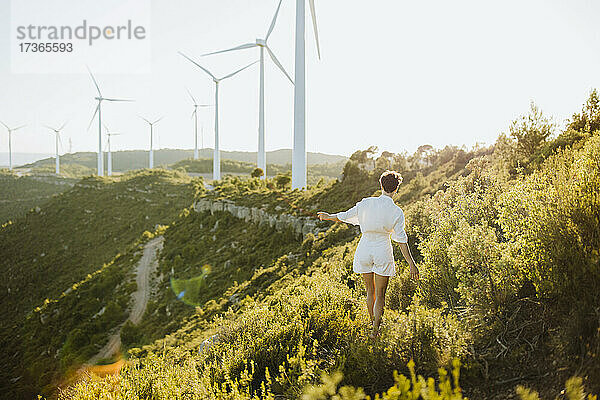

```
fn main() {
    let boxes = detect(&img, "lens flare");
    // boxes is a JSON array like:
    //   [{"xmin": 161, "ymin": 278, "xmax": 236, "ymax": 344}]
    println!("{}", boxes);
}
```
[{"xmin": 170, "ymin": 264, "xmax": 212, "ymax": 306}]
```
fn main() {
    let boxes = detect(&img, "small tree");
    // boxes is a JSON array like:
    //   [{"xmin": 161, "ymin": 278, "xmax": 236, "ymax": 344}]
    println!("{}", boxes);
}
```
[
  {"xmin": 509, "ymin": 102, "xmax": 554, "ymax": 162},
  {"xmin": 251, "ymin": 167, "xmax": 264, "ymax": 178},
  {"xmin": 495, "ymin": 101, "xmax": 554, "ymax": 172},
  {"xmin": 568, "ymin": 88, "xmax": 600, "ymax": 134}
]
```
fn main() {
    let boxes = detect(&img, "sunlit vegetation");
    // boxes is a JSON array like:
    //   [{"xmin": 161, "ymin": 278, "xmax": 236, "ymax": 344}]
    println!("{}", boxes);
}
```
[
  {"xmin": 134, "ymin": 208, "xmax": 305, "ymax": 344},
  {"xmin": 4, "ymin": 91, "xmax": 600, "ymax": 399}
]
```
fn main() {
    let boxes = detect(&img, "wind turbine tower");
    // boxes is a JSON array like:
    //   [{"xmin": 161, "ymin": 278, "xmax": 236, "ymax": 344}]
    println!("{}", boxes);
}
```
[
  {"xmin": 292, "ymin": 0, "xmax": 321, "ymax": 189},
  {"xmin": 179, "ymin": 52, "xmax": 257, "ymax": 181},
  {"xmin": 87, "ymin": 67, "xmax": 133, "ymax": 176},
  {"xmin": 103, "ymin": 124, "xmax": 120, "ymax": 176},
  {"xmin": 186, "ymin": 89, "xmax": 212, "ymax": 160},
  {"xmin": 0, "ymin": 121, "xmax": 26, "ymax": 171},
  {"xmin": 141, "ymin": 117, "xmax": 163, "ymax": 169},
  {"xmin": 202, "ymin": 0, "xmax": 293, "ymax": 179},
  {"xmin": 45, "ymin": 122, "xmax": 67, "ymax": 175}
]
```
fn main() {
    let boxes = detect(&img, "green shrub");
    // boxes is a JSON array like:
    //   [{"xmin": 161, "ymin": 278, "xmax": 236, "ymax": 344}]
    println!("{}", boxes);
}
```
[
  {"xmin": 251, "ymin": 168, "xmax": 265, "ymax": 178},
  {"xmin": 121, "ymin": 321, "xmax": 146, "ymax": 348},
  {"xmin": 499, "ymin": 135, "xmax": 600, "ymax": 300}
]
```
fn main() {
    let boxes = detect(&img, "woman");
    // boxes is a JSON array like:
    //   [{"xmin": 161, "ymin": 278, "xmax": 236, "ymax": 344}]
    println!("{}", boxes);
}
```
[{"xmin": 317, "ymin": 170, "xmax": 419, "ymax": 338}]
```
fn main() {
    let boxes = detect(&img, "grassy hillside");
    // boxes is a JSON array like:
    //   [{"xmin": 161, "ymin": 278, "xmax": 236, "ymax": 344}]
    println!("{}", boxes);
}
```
[
  {"xmin": 5, "ymin": 92, "xmax": 600, "ymax": 399},
  {"xmin": 0, "ymin": 171, "xmax": 77, "ymax": 224},
  {"xmin": 0, "ymin": 170, "xmax": 202, "ymax": 398},
  {"xmin": 23, "ymin": 149, "xmax": 347, "ymax": 175},
  {"xmin": 59, "ymin": 91, "xmax": 600, "ymax": 400}
]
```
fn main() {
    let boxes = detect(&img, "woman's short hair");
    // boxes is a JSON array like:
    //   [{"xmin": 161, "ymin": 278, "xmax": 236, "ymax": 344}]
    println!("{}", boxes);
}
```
[{"xmin": 379, "ymin": 170, "xmax": 403, "ymax": 193}]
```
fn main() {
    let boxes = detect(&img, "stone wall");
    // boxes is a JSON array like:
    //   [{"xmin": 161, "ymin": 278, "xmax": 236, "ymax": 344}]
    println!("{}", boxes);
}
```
[{"xmin": 193, "ymin": 198, "xmax": 326, "ymax": 237}]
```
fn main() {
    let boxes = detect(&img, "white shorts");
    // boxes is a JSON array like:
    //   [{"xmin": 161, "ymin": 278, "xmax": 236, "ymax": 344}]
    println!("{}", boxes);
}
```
[{"xmin": 353, "ymin": 233, "xmax": 396, "ymax": 277}]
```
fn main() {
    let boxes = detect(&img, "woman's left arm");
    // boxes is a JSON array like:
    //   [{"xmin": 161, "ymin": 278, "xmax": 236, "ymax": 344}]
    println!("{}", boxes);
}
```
[
  {"xmin": 399, "ymin": 243, "xmax": 420, "ymax": 281},
  {"xmin": 392, "ymin": 211, "xmax": 420, "ymax": 281}
]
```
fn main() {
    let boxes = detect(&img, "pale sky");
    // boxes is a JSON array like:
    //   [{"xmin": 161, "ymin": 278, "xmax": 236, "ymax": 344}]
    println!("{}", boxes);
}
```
[{"xmin": 1, "ymin": 0, "xmax": 599, "ymax": 161}]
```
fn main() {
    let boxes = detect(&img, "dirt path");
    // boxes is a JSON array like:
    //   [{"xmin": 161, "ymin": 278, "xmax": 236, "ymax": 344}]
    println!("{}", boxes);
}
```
[{"xmin": 87, "ymin": 236, "xmax": 164, "ymax": 365}]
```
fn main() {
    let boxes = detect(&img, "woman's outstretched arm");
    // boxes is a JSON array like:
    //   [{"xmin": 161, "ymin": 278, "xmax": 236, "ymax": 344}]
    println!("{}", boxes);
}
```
[
  {"xmin": 317, "ymin": 212, "xmax": 340, "ymax": 222},
  {"xmin": 320, "ymin": 203, "xmax": 360, "ymax": 225},
  {"xmin": 398, "ymin": 243, "xmax": 420, "ymax": 281}
]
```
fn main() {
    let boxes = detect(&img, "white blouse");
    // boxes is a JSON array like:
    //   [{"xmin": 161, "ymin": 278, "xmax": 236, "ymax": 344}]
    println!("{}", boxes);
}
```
[
  {"xmin": 336, "ymin": 195, "xmax": 408, "ymax": 243},
  {"xmin": 335, "ymin": 195, "xmax": 407, "ymax": 276}
]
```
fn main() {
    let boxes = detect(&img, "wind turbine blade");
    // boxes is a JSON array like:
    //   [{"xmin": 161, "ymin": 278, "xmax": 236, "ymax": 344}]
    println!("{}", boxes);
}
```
[
  {"xmin": 0, "ymin": 121, "xmax": 8, "ymax": 130},
  {"xmin": 44, "ymin": 125, "xmax": 56, "ymax": 131},
  {"xmin": 266, "ymin": 46, "xmax": 294, "ymax": 84},
  {"xmin": 202, "ymin": 43, "xmax": 257, "ymax": 57},
  {"xmin": 58, "ymin": 133, "xmax": 63, "ymax": 149},
  {"xmin": 191, "ymin": 109, "xmax": 196, "ymax": 119},
  {"xmin": 86, "ymin": 66, "xmax": 102, "ymax": 96},
  {"xmin": 104, "ymin": 98, "xmax": 134, "ymax": 102},
  {"xmin": 59, "ymin": 121, "xmax": 68, "ymax": 131},
  {"xmin": 178, "ymin": 51, "xmax": 216, "ymax": 80},
  {"xmin": 140, "ymin": 116, "xmax": 151, "ymax": 125},
  {"xmin": 153, "ymin": 117, "xmax": 164, "ymax": 124},
  {"xmin": 186, "ymin": 88, "xmax": 198, "ymax": 105},
  {"xmin": 309, "ymin": 0, "xmax": 321, "ymax": 59},
  {"xmin": 13, "ymin": 125, "xmax": 26, "ymax": 131},
  {"xmin": 199, "ymin": 104, "xmax": 213, "ymax": 107},
  {"xmin": 221, "ymin": 60, "xmax": 259, "ymax": 80},
  {"xmin": 266, "ymin": 0, "xmax": 284, "ymax": 40},
  {"xmin": 87, "ymin": 104, "xmax": 100, "ymax": 131}
]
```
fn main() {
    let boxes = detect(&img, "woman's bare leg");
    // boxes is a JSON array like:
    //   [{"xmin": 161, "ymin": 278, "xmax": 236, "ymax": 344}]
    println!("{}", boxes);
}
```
[
  {"xmin": 361, "ymin": 273, "xmax": 375, "ymax": 322},
  {"xmin": 372, "ymin": 274, "xmax": 390, "ymax": 338}
]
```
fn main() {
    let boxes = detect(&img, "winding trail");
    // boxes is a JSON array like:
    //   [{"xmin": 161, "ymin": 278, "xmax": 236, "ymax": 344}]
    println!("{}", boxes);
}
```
[{"xmin": 86, "ymin": 236, "xmax": 164, "ymax": 365}]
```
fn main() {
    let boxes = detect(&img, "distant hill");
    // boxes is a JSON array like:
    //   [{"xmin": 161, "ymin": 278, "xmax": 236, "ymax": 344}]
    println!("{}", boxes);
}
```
[
  {"xmin": 171, "ymin": 158, "xmax": 346, "ymax": 183},
  {"xmin": 22, "ymin": 149, "xmax": 348, "ymax": 173},
  {"xmin": 0, "ymin": 153, "xmax": 53, "ymax": 168},
  {"xmin": 0, "ymin": 171, "xmax": 77, "ymax": 224}
]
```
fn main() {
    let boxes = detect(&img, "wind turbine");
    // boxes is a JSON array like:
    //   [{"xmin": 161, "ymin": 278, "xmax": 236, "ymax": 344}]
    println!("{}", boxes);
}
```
[
  {"xmin": 202, "ymin": 0, "xmax": 294, "ymax": 179},
  {"xmin": 0, "ymin": 122, "xmax": 25, "ymax": 171},
  {"xmin": 292, "ymin": 0, "xmax": 321, "ymax": 189},
  {"xmin": 44, "ymin": 122, "xmax": 67, "ymax": 175},
  {"xmin": 140, "ymin": 116, "xmax": 163, "ymax": 169},
  {"xmin": 186, "ymin": 88, "xmax": 212, "ymax": 160},
  {"xmin": 178, "ymin": 52, "xmax": 258, "ymax": 181},
  {"xmin": 87, "ymin": 67, "xmax": 133, "ymax": 176},
  {"xmin": 103, "ymin": 123, "xmax": 120, "ymax": 176}
]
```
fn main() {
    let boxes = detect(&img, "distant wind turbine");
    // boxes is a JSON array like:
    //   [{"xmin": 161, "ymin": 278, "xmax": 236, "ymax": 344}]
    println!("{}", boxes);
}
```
[
  {"xmin": 141, "ymin": 116, "xmax": 163, "ymax": 169},
  {"xmin": 292, "ymin": 0, "xmax": 321, "ymax": 189},
  {"xmin": 202, "ymin": 0, "xmax": 294, "ymax": 179},
  {"xmin": 44, "ymin": 122, "xmax": 67, "ymax": 175},
  {"xmin": 178, "ymin": 52, "xmax": 258, "ymax": 181},
  {"xmin": 0, "ymin": 121, "xmax": 26, "ymax": 171},
  {"xmin": 103, "ymin": 123, "xmax": 120, "ymax": 176},
  {"xmin": 186, "ymin": 88, "xmax": 212, "ymax": 160},
  {"xmin": 87, "ymin": 66, "xmax": 133, "ymax": 177}
]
